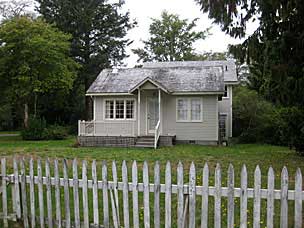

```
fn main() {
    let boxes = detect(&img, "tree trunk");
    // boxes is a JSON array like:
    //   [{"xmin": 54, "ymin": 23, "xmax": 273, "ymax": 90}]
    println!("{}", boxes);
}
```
[{"xmin": 24, "ymin": 103, "xmax": 29, "ymax": 129}]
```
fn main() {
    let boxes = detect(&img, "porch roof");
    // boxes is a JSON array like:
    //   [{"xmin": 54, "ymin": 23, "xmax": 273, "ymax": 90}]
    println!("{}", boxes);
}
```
[{"xmin": 87, "ymin": 66, "xmax": 225, "ymax": 95}]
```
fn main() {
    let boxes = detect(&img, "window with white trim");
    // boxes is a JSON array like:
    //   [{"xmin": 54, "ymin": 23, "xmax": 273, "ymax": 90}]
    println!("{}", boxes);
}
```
[
  {"xmin": 105, "ymin": 99, "xmax": 135, "ymax": 120},
  {"xmin": 177, "ymin": 98, "xmax": 202, "ymax": 122}
]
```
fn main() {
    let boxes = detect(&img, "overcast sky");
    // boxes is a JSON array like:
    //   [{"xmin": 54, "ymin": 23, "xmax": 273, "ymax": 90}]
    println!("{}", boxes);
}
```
[{"xmin": 122, "ymin": 0, "xmax": 259, "ymax": 67}]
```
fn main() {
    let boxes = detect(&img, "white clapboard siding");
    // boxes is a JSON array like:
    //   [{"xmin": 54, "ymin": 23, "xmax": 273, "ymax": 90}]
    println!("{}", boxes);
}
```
[{"xmin": 0, "ymin": 158, "xmax": 303, "ymax": 228}]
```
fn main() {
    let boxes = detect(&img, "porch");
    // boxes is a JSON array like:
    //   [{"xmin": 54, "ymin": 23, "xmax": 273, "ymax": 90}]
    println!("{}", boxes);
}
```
[{"xmin": 78, "ymin": 79, "xmax": 169, "ymax": 148}]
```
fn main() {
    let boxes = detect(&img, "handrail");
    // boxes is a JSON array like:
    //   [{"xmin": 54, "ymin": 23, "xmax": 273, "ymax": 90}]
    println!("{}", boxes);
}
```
[{"xmin": 154, "ymin": 120, "xmax": 161, "ymax": 149}]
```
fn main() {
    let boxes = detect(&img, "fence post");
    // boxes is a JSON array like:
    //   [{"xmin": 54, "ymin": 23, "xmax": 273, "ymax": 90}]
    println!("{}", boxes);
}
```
[
  {"xmin": 214, "ymin": 163, "xmax": 221, "ymax": 228},
  {"xmin": 143, "ymin": 161, "xmax": 150, "ymax": 228},
  {"xmin": 227, "ymin": 164, "xmax": 234, "ymax": 228},
  {"xmin": 240, "ymin": 165, "xmax": 247, "ymax": 228},
  {"xmin": 73, "ymin": 159, "xmax": 80, "ymax": 228},
  {"xmin": 122, "ymin": 160, "xmax": 130, "ymax": 228},
  {"xmin": 253, "ymin": 166, "xmax": 261, "ymax": 228},
  {"xmin": 280, "ymin": 167, "xmax": 288, "ymax": 228},
  {"xmin": 63, "ymin": 159, "xmax": 71, "ymax": 228},
  {"xmin": 54, "ymin": 159, "xmax": 62, "ymax": 228},
  {"xmin": 29, "ymin": 158, "xmax": 35, "ymax": 228},
  {"xmin": 1, "ymin": 158, "xmax": 8, "ymax": 228},
  {"xmin": 92, "ymin": 160, "xmax": 99, "ymax": 226},
  {"xmin": 201, "ymin": 163, "xmax": 209, "ymax": 228},
  {"xmin": 102, "ymin": 161, "xmax": 109, "ymax": 228},
  {"xmin": 112, "ymin": 161, "xmax": 120, "ymax": 226},
  {"xmin": 295, "ymin": 168, "xmax": 302, "ymax": 228},
  {"xmin": 266, "ymin": 167, "xmax": 274, "ymax": 228},
  {"xmin": 20, "ymin": 158, "xmax": 29, "ymax": 228},
  {"xmin": 165, "ymin": 161, "xmax": 171, "ymax": 228},
  {"xmin": 154, "ymin": 161, "xmax": 160, "ymax": 228},
  {"xmin": 37, "ymin": 159, "xmax": 45, "ymax": 228},
  {"xmin": 13, "ymin": 158, "xmax": 21, "ymax": 220},
  {"xmin": 177, "ymin": 162, "xmax": 184, "ymax": 228},
  {"xmin": 132, "ymin": 161, "xmax": 139, "ymax": 228},
  {"xmin": 82, "ymin": 160, "xmax": 89, "ymax": 228},
  {"xmin": 188, "ymin": 162, "xmax": 196, "ymax": 228}
]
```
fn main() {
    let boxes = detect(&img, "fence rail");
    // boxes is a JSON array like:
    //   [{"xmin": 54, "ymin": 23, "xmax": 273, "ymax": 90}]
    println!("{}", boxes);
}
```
[{"xmin": 0, "ymin": 158, "xmax": 303, "ymax": 228}]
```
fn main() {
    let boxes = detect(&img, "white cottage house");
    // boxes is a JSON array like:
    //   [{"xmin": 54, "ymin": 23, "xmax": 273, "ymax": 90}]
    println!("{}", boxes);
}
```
[{"xmin": 78, "ymin": 60, "xmax": 238, "ymax": 148}]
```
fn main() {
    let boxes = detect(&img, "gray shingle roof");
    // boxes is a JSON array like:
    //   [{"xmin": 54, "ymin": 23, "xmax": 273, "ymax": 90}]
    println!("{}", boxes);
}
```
[
  {"xmin": 143, "ymin": 60, "xmax": 238, "ymax": 83},
  {"xmin": 87, "ymin": 66, "xmax": 225, "ymax": 94}
]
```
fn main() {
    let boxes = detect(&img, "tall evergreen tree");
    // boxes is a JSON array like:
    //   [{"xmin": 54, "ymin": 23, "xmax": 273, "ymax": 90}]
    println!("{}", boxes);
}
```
[
  {"xmin": 37, "ymin": 0, "xmax": 135, "ymax": 119},
  {"xmin": 196, "ymin": 0, "xmax": 304, "ymax": 107}
]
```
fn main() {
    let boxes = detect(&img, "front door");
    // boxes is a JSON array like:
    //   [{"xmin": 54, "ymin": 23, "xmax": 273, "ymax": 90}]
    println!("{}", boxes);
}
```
[{"xmin": 147, "ymin": 97, "xmax": 159, "ymax": 134}]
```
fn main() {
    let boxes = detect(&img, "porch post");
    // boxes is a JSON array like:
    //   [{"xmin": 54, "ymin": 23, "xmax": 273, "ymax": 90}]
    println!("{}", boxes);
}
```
[
  {"xmin": 158, "ymin": 89, "xmax": 161, "ymax": 133},
  {"xmin": 138, "ymin": 89, "xmax": 141, "ymax": 136}
]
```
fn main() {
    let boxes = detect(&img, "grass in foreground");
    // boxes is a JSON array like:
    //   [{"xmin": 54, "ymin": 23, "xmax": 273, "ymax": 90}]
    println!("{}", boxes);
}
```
[{"xmin": 0, "ymin": 135, "xmax": 303, "ymax": 228}]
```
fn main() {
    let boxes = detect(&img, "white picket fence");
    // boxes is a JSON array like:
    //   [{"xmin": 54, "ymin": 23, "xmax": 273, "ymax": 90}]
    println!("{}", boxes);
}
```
[{"xmin": 0, "ymin": 157, "xmax": 303, "ymax": 228}]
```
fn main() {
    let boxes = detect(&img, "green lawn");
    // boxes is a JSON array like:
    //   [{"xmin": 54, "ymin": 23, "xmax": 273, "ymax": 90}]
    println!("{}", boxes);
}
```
[{"xmin": 0, "ymin": 135, "xmax": 303, "ymax": 227}]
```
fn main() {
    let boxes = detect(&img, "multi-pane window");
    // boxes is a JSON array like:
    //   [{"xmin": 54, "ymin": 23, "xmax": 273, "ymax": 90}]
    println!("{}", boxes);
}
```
[
  {"xmin": 177, "ymin": 98, "xmax": 202, "ymax": 122},
  {"xmin": 115, "ymin": 100, "xmax": 124, "ymax": 119},
  {"xmin": 177, "ymin": 99, "xmax": 188, "ymax": 121},
  {"xmin": 105, "ymin": 99, "xmax": 135, "ymax": 120},
  {"xmin": 105, "ymin": 100, "xmax": 114, "ymax": 119},
  {"xmin": 191, "ymin": 99, "xmax": 202, "ymax": 121},
  {"xmin": 126, "ymin": 100, "xmax": 134, "ymax": 119}
]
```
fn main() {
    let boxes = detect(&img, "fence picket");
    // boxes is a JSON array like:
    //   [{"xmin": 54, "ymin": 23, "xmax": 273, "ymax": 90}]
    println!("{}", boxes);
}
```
[
  {"xmin": 1, "ymin": 158, "xmax": 8, "ymax": 228},
  {"xmin": 82, "ymin": 160, "xmax": 89, "ymax": 228},
  {"xmin": 122, "ymin": 160, "xmax": 130, "ymax": 228},
  {"xmin": 112, "ymin": 161, "xmax": 120, "ymax": 227},
  {"xmin": 63, "ymin": 159, "xmax": 71, "ymax": 228},
  {"xmin": 1, "ymin": 158, "xmax": 304, "ymax": 228},
  {"xmin": 214, "ymin": 163, "xmax": 221, "ymax": 228},
  {"xmin": 201, "ymin": 163, "xmax": 209, "ymax": 228},
  {"xmin": 109, "ymin": 188, "xmax": 119, "ymax": 228},
  {"xmin": 164, "ymin": 161, "xmax": 171, "ymax": 228},
  {"xmin": 240, "ymin": 165, "xmax": 247, "ymax": 228},
  {"xmin": 73, "ymin": 159, "xmax": 80, "ymax": 228},
  {"xmin": 189, "ymin": 162, "xmax": 196, "ymax": 228},
  {"xmin": 177, "ymin": 162, "xmax": 183, "ymax": 228},
  {"xmin": 29, "ymin": 158, "xmax": 35, "ymax": 228},
  {"xmin": 280, "ymin": 167, "xmax": 288, "ymax": 228},
  {"xmin": 45, "ymin": 159, "xmax": 53, "ymax": 228},
  {"xmin": 294, "ymin": 168, "xmax": 302, "ymax": 228},
  {"xmin": 143, "ymin": 161, "xmax": 150, "ymax": 228},
  {"xmin": 20, "ymin": 158, "xmax": 29, "ymax": 228},
  {"xmin": 253, "ymin": 166, "xmax": 261, "ymax": 228},
  {"xmin": 102, "ymin": 161, "xmax": 109, "ymax": 228},
  {"xmin": 227, "ymin": 164, "xmax": 234, "ymax": 228},
  {"xmin": 92, "ymin": 160, "xmax": 99, "ymax": 225},
  {"xmin": 13, "ymin": 158, "xmax": 21, "ymax": 219},
  {"xmin": 154, "ymin": 161, "xmax": 160, "ymax": 228},
  {"xmin": 37, "ymin": 159, "xmax": 45, "ymax": 228},
  {"xmin": 54, "ymin": 159, "xmax": 62, "ymax": 228},
  {"xmin": 266, "ymin": 167, "xmax": 274, "ymax": 228},
  {"xmin": 132, "ymin": 161, "xmax": 139, "ymax": 228}
]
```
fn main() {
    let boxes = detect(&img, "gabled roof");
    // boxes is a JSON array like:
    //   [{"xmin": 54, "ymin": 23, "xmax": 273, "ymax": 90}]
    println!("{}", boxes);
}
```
[
  {"xmin": 129, "ymin": 77, "xmax": 170, "ymax": 93},
  {"xmin": 87, "ymin": 66, "xmax": 225, "ymax": 95},
  {"xmin": 143, "ymin": 60, "xmax": 238, "ymax": 83}
]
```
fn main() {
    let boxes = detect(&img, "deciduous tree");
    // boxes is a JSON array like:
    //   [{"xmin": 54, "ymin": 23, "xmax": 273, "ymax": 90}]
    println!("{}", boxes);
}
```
[
  {"xmin": 133, "ymin": 11, "xmax": 210, "ymax": 62},
  {"xmin": 0, "ymin": 17, "xmax": 78, "ymax": 128}
]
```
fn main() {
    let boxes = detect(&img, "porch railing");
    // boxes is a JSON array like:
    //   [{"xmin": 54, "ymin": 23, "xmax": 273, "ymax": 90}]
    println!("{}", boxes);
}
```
[
  {"xmin": 78, "ymin": 120, "xmax": 136, "ymax": 137},
  {"xmin": 154, "ymin": 120, "xmax": 161, "ymax": 149}
]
